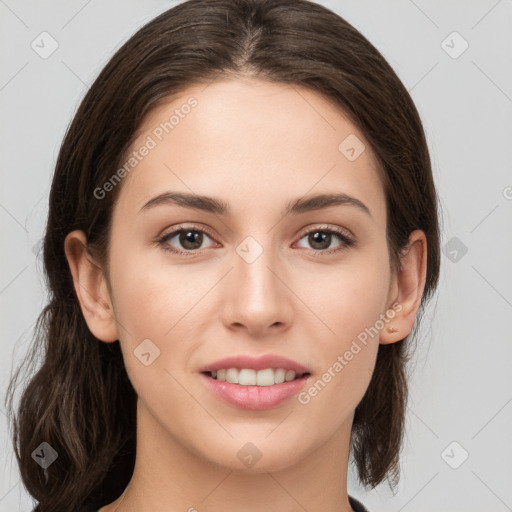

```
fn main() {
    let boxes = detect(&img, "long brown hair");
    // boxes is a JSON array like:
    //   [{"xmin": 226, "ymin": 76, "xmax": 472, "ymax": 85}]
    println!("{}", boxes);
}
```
[{"xmin": 5, "ymin": 0, "xmax": 441, "ymax": 509}]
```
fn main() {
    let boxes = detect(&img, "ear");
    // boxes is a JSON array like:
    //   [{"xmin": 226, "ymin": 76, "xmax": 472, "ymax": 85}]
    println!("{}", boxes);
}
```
[
  {"xmin": 64, "ymin": 230, "xmax": 119, "ymax": 342},
  {"xmin": 380, "ymin": 229, "xmax": 427, "ymax": 344}
]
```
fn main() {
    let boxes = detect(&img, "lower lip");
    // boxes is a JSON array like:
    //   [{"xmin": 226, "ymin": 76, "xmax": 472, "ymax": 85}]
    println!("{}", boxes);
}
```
[{"xmin": 200, "ymin": 373, "xmax": 310, "ymax": 410}]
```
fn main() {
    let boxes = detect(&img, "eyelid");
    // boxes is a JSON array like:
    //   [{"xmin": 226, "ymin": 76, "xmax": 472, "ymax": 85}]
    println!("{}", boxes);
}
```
[{"xmin": 295, "ymin": 223, "xmax": 354, "ymax": 241}]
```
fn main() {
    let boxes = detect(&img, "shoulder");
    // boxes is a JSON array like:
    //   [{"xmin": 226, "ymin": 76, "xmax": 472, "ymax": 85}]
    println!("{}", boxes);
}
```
[{"xmin": 349, "ymin": 494, "xmax": 371, "ymax": 512}]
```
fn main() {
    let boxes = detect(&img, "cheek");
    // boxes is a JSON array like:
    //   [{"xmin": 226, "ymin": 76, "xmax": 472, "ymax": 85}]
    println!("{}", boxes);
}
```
[
  {"xmin": 109, "ymin": 243, "xmax": 197, "ymax": 333},
  {"xmin": 109, "ymin": 258, "xmax": 199, "ymax": 399},
  {"xmin": 296, "ymin": 265, "xmax": 386, "ymax": 421},
  {"xmin": 296, "ymin": 250, "xmax": 389, "ymax": 404},
  {"xmin": 304, "ymin": 251, "xmax": 391, "ymax": 339},
  {"xmin": 108, "ymin": 246, "xmax": 212, "ymax": 374},
  {"xmin": 296, "ymin": 342, "xmax": 377, "ymax": 437}
]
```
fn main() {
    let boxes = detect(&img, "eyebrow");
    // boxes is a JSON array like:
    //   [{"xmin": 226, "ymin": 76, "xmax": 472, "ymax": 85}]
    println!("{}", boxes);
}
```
[{"xmin": 139, "ymin": 191, "xmax": 372, "ymax": 219}]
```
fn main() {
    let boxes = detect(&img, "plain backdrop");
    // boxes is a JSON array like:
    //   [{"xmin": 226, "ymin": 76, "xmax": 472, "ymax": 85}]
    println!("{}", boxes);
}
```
[{"xmin": 1, "ymin": 1, "xmax": 511, "ymax": 511}]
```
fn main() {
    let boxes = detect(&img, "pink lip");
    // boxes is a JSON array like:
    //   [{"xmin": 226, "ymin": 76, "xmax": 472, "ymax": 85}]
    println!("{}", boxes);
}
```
[
  {"xmin": 199, "ymin": 354, "xmax": 311, "ymax": 374},
  {"xmin": 200, "ymin": 373, "xmax": 311, "ymax": 410}
]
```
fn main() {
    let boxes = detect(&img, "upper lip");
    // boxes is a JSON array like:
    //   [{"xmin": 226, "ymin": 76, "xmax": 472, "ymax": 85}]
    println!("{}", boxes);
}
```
[{"xmin": 199, "ymin": 354, "xmax": 311, "ymax": 374}]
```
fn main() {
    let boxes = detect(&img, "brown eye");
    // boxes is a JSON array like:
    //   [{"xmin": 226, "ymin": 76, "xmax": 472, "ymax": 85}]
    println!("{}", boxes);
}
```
[
  {"xmin": 158, "ymin": 225, "xmax": 217, "ymax": 255},
  {"xmin": 175, "ymin": 230, "xmax": 205, "ymax": 250},
  {"xmin": 295, "ymin": 227, "xmax": 354, "ymax": 255},
  {"xmin": 307, "ymin": 231, "xmax": 333, "ymax": 250}
]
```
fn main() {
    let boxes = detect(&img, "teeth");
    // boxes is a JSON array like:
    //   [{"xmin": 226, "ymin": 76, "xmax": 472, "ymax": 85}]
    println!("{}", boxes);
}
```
[{"xmin": 209, "ymin": 368, "xmax": 307, "ymax": 386}]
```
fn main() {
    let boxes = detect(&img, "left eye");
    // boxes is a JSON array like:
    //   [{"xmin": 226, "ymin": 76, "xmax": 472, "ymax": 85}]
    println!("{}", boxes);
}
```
[
  {"xmin": 295, "ymin": 228, "xmax": 353, "ymax": 252},
  {"xmin": 158, "ymin": 227, "xmax": 216, "ymax": 253},
  {"xmin": 158, "ymin": 226, "xmax": 354, "ymax": 255}
]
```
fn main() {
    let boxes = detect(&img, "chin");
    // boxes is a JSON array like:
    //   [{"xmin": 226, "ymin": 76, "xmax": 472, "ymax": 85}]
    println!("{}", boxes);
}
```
[{"xmin": 198, "ymin": 438, "xmax": 306, "ymax": 474}]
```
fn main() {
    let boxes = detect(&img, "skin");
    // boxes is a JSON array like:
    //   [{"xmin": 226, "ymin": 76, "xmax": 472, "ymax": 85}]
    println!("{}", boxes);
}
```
[{"xmin": 65, "ymin": 77, "xmax": 427, "ymax": 512}]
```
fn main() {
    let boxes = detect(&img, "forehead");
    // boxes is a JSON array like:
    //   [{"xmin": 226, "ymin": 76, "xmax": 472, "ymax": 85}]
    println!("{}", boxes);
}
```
[{"xmin": 112, "ymin": 77, "xmax": 386, "ymax": 227}]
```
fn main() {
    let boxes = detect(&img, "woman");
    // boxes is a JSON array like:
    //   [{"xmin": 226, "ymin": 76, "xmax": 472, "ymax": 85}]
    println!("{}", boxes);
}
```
[{"xmin": 5, "ymin": 0, "xmax": 440, "ymax": 510}]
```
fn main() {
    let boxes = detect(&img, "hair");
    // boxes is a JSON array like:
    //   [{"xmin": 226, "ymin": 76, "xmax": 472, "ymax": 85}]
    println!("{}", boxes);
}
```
[{"xmin": 5, "ymin": 0, "xmax": 441, "ymax": 510}]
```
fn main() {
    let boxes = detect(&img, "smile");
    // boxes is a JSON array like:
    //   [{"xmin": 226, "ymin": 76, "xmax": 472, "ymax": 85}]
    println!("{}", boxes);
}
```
[{"xmin": 205, "ymin": 368, "xmax": 310, "ymax": 386}]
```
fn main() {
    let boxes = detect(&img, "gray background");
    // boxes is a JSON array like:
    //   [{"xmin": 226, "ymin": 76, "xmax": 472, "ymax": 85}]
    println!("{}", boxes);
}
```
[{"xmin": 1, "ymin": 0, "xmax": 511, "ymax": 510}]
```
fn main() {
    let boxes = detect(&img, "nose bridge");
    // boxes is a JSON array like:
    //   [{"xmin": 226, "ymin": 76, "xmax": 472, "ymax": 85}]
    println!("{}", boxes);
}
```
[
  {"xmin": 235, "ymin": 232, "xmax": 281, "ymax": 300},
  {"xmin": 223, "ymin": 232, "xmax": 290, "ymax": 331}
]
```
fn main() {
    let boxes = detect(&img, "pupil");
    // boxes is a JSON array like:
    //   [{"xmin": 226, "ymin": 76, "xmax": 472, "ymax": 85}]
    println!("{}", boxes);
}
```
[
  {"xmin": 181, "ymin": 230, "xmax": 202, "ymax": 249},
  {"xmin": 310, "ymin": 231, "xmax": 330, "ymax": 249}
]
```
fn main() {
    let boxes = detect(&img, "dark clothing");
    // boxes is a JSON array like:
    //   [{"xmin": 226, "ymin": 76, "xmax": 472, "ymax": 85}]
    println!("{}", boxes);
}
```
[{"xmin": 350, "ymin": 495, "xmax": 370, "ymax": 512}]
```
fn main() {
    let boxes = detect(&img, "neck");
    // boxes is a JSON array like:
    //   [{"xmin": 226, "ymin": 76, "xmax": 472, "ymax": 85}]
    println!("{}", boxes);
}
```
[{"xmin": 100, "ymin": 398, "xmax": 356, "ymax": 512}]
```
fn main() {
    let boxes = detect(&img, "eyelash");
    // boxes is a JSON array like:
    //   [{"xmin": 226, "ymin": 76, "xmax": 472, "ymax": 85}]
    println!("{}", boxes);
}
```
[{"xmin": 156, "ymin": 223, "xmax": 355, "ymax": 257}]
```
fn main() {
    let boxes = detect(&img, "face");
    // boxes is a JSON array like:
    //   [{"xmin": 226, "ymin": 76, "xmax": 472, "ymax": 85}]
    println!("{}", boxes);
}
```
[{"xmin": 95, "ymin": 77, "xmax": 400, "ymax": 472}]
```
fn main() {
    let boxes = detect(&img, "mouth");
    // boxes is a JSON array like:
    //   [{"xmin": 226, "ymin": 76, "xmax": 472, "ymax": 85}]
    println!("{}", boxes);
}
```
[
  {"xmin": 200, "ymin": 368, "xmax": 312, "ymax": 410},
  {"xmin": 202, "ymin": 368, "xmax": 311, "ymax": 386}
]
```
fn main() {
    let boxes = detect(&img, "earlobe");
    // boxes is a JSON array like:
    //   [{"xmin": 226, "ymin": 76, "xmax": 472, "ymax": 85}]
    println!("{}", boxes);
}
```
[
  {"xmin": 380, "ymin": 230, "xmax": 427, "ymax": 345},
  {"xmin": 64, "ymin": 230, "xmax": 119, "ymax": 342}
]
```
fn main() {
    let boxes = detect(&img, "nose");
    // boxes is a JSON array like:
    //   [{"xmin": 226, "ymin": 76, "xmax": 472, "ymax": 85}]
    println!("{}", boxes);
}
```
[{"xmin": 219, "ymin": 237, "xmax": 293, "ymax": 337}]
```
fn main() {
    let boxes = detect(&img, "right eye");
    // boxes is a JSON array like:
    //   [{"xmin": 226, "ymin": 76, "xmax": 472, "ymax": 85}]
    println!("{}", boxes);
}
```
[{"xmin": 157, "ymin": 225, "xmax": 219, "ymax": 255}]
